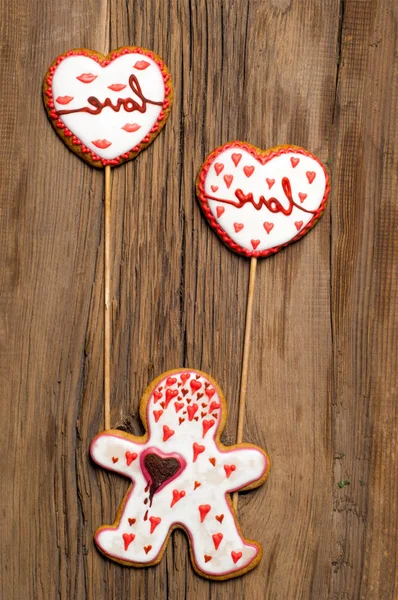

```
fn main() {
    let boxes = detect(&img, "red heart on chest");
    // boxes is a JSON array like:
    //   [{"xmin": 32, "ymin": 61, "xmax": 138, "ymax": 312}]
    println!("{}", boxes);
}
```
[{"xmin": 140, "ymin": 447, "xmax": 186, "ymax": 505}]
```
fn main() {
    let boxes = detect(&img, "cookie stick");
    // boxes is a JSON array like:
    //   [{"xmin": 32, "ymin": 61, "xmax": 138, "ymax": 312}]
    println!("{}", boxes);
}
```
[
  {"xmin": 196, "ymin": 141, "xmax": 331, "ymax": 509},
  {"xmin": 233, "ymin": 255, "xmax": 257, "ymax": 509},
  {"xmin": 104, "ymin": 165, "xmax": 111, "ymax": 428},
  {"xmin": 43, "ymin": 46, "xmax": 173, "ymax": 427}
]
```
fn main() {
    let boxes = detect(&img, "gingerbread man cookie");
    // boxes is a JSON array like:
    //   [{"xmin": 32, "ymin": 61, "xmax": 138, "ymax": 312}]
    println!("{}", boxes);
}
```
[{"xmin": 90, "ymin": 369, "xmax": 270, "ymax": 579}]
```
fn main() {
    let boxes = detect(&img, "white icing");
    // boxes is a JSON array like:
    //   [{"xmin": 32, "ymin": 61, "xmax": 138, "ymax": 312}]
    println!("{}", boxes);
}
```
[
  {"xmin": 51, "ymin": 53, "xmax": 166, "ymax": 160},
  {"xmin": 200, "ymin": 146, "xmax": 328, "ymax": 254},
  {"xmin": 90, "ymin": 370, "xmax": 268, "ymax": 577}
]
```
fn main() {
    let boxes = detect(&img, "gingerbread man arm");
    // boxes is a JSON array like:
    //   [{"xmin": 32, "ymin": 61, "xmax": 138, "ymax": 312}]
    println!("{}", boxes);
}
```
[
  {"xmin": 219, "ymin": 445, "xmax": 269, "ymax": 492},
  {"xmin": 90, "ymin": 431, "xmax": 144, "ymax": 477}
]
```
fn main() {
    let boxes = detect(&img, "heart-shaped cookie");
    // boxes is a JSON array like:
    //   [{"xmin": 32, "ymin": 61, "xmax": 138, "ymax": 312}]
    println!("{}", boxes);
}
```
[
  {"xmin": 43, "ymin": 46, "xmax": 173, "ymax": 168},
  {"xmin": 196, "ymin": 142, "xmax": 330, "ymax": 257}
]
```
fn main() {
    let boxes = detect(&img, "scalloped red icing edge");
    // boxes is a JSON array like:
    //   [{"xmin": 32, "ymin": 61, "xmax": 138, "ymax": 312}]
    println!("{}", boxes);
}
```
[
  {"xmin": 43, "ymin": 47, "xmax": 173, "ymax": 168},
  {"xmin": 196, "ymin": 142, "xmax": 330, "ymax": 258}
]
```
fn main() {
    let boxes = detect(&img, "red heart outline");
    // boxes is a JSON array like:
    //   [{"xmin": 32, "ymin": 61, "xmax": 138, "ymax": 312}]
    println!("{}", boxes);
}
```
[
  {"xmin": 196, "ymin": 141, "xmax": 330, "ymax": 258},
  {"xmin": 43, "ymin": 46, "xmax": 173, "ymax": 168}
]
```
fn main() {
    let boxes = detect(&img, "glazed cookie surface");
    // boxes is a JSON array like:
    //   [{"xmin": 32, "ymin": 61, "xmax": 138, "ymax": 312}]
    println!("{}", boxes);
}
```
[
  {"xmin": 43, "ymin": 46, "xmax": 173, "ymax": 167},
  {"xmin": 91, "ymin": 369, "xmax": 270, "ymax": 579},
  {"xmin": 196, "ymin": 142, "xmax": 330, "ymax": 257}
]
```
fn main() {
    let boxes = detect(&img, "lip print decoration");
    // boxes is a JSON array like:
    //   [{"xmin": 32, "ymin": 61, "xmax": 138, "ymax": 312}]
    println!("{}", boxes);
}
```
[
  {"xmin": 196, "ymin": 142, "xmax": 330, "ymax": 257},
  {"xmin": 43, "ymin": 46, "xmax": 173, "ymax": 168}
]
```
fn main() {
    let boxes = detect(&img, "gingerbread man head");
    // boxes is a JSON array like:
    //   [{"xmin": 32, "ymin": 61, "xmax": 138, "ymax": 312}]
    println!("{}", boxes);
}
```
[{"xmin": 142, "ymin": 370, "xmax": 224, "ymax": 446}]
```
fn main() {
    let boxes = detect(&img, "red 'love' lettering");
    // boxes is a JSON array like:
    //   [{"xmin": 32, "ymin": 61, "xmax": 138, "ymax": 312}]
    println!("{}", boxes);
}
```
[
  {"xmin": 207, "ymin": 177, "xmax": 317, "ymax": 217},
  {"xmin": 57, "ymin": 74, "xmax": 162, "ymax": 117}
]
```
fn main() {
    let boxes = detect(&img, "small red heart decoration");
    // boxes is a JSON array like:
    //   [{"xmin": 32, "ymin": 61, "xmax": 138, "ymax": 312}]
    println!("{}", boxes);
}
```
[
  {"xmin": 153, "ymin": 409, "xmax": 163, "ymax": 422},
  {"xmin": 193, "ymin": 442, "xmax": 205, "ymax": 462},
  {"xmin": 263, "ymin": 222, "xmax": 274, "ymax": 234},
  {"xmin": 231, "ymin": 550, "xmax": 242, "ymax": 563},
  {"xmin": 231, "ymin": 153, "xmax": 242, "ymax": 166},
  {"xmin": 123, "ymin": 533, "xmax": 135, "ymax": 550},
  {"xmin": 170, "ymin": 489, "xmax": 185, "ymax": 508},
  {"xmin": 266, "ymin": 178, "xmax": 275, "ymax": 189},
  {"xmin": 208, "ymin": 401, "xmax": 220, "ymax": 412},
  {"xmin": 197, "ymin": 142, "xmax": 329, "ymax": 257},
  {"xmin": 163, "ymin": 425, "xmax": 175, "ymax": 441},
  {"xmin": 223, "ymin": 174, "xmax": 233, "ymax": 188},
  {"xmin": 187, "ymin": 404, "xmax": 199, "ymax": 421},
  {"xmin": 224, "ymin": 464, "xmax": 236, "ymax": 478},
  {"xmin": 243, "ymin": 165, "xmax": 255, "ymax": 177},
  {"xmin": 149, "ymin": 516, "xmax": 161, "ymax": 533},
  {"xmin": 125, "ymin": 451, "xmax": 138, "ymax": 466},
  {"xmin": 202, "ymin": 419, "xmax": 215, "ymax": 438},
  {"xmin": 306, "ymin": 171, "xmax": 316, "ymax": 183},
  {"xmin": 190, "ymin": 379, "xmax": 202, "ymax": 393},
  {"xmin": 153, "ymin": 390, "xmax": 162, "ymax": 402},
  {"xmin": 212, "ymin": 533, "xmax": 223, "ymax": 550},
  {"xmin": 198, "ymin": 504, "xmax": 211, "ymax": 522}
]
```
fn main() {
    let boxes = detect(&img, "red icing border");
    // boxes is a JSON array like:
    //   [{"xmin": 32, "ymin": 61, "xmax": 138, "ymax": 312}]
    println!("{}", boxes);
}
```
[
  {"xmin": 196, "ymin": 141, "xmax": 330, "ymax": 258},
  {"xmin": 43, "ymin": 46, "xmax": 173, "ymax": 168}
]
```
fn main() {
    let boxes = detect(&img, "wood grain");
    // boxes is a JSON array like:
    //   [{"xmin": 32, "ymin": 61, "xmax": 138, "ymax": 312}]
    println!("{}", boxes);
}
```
[{"xmin": 0, "ymin": 0, "xmax": 396, "ymax": 598}]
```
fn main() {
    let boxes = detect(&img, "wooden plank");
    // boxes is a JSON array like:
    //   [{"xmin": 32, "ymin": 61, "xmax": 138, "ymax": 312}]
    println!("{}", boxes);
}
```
[
  {"xmin": 1, "ymin": 0, "xmax": 396, "ymax": 598},
  {"xmin": 330, "ymin": 1, "xmax": 398, "ymax": 598},
  {"xmin": 0, "ymin": 2, "xmax": 109, "ymax": 599}
]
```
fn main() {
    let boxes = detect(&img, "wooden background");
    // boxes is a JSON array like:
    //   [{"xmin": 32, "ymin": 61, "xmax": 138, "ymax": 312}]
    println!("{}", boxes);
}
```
[{"xmin": 1, "ymin": 0, "xmax": 397, "ymax": 598}]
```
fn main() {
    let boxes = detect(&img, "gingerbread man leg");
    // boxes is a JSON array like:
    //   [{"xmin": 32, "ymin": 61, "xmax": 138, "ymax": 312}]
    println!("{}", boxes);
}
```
[
  {"xmin": 174, "ymin": 492, "xmax": 261, "ymax": 577},
  {"xmin": 90, "ymin": 369, "xmax": 270, "ymax": 579},
  {"xmin": 95, "ymin": 494, "xmax": 173, "ymax": 565}
]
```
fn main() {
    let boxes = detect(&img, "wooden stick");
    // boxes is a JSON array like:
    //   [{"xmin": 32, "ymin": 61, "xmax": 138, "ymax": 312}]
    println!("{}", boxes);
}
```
[
  {"xmin": 104, "ymin": 165, "xmax": 111, "ymax": 430},
  {"xmin": 233, "ymin": 256, "xmax": 257, "ymax": 510}
]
